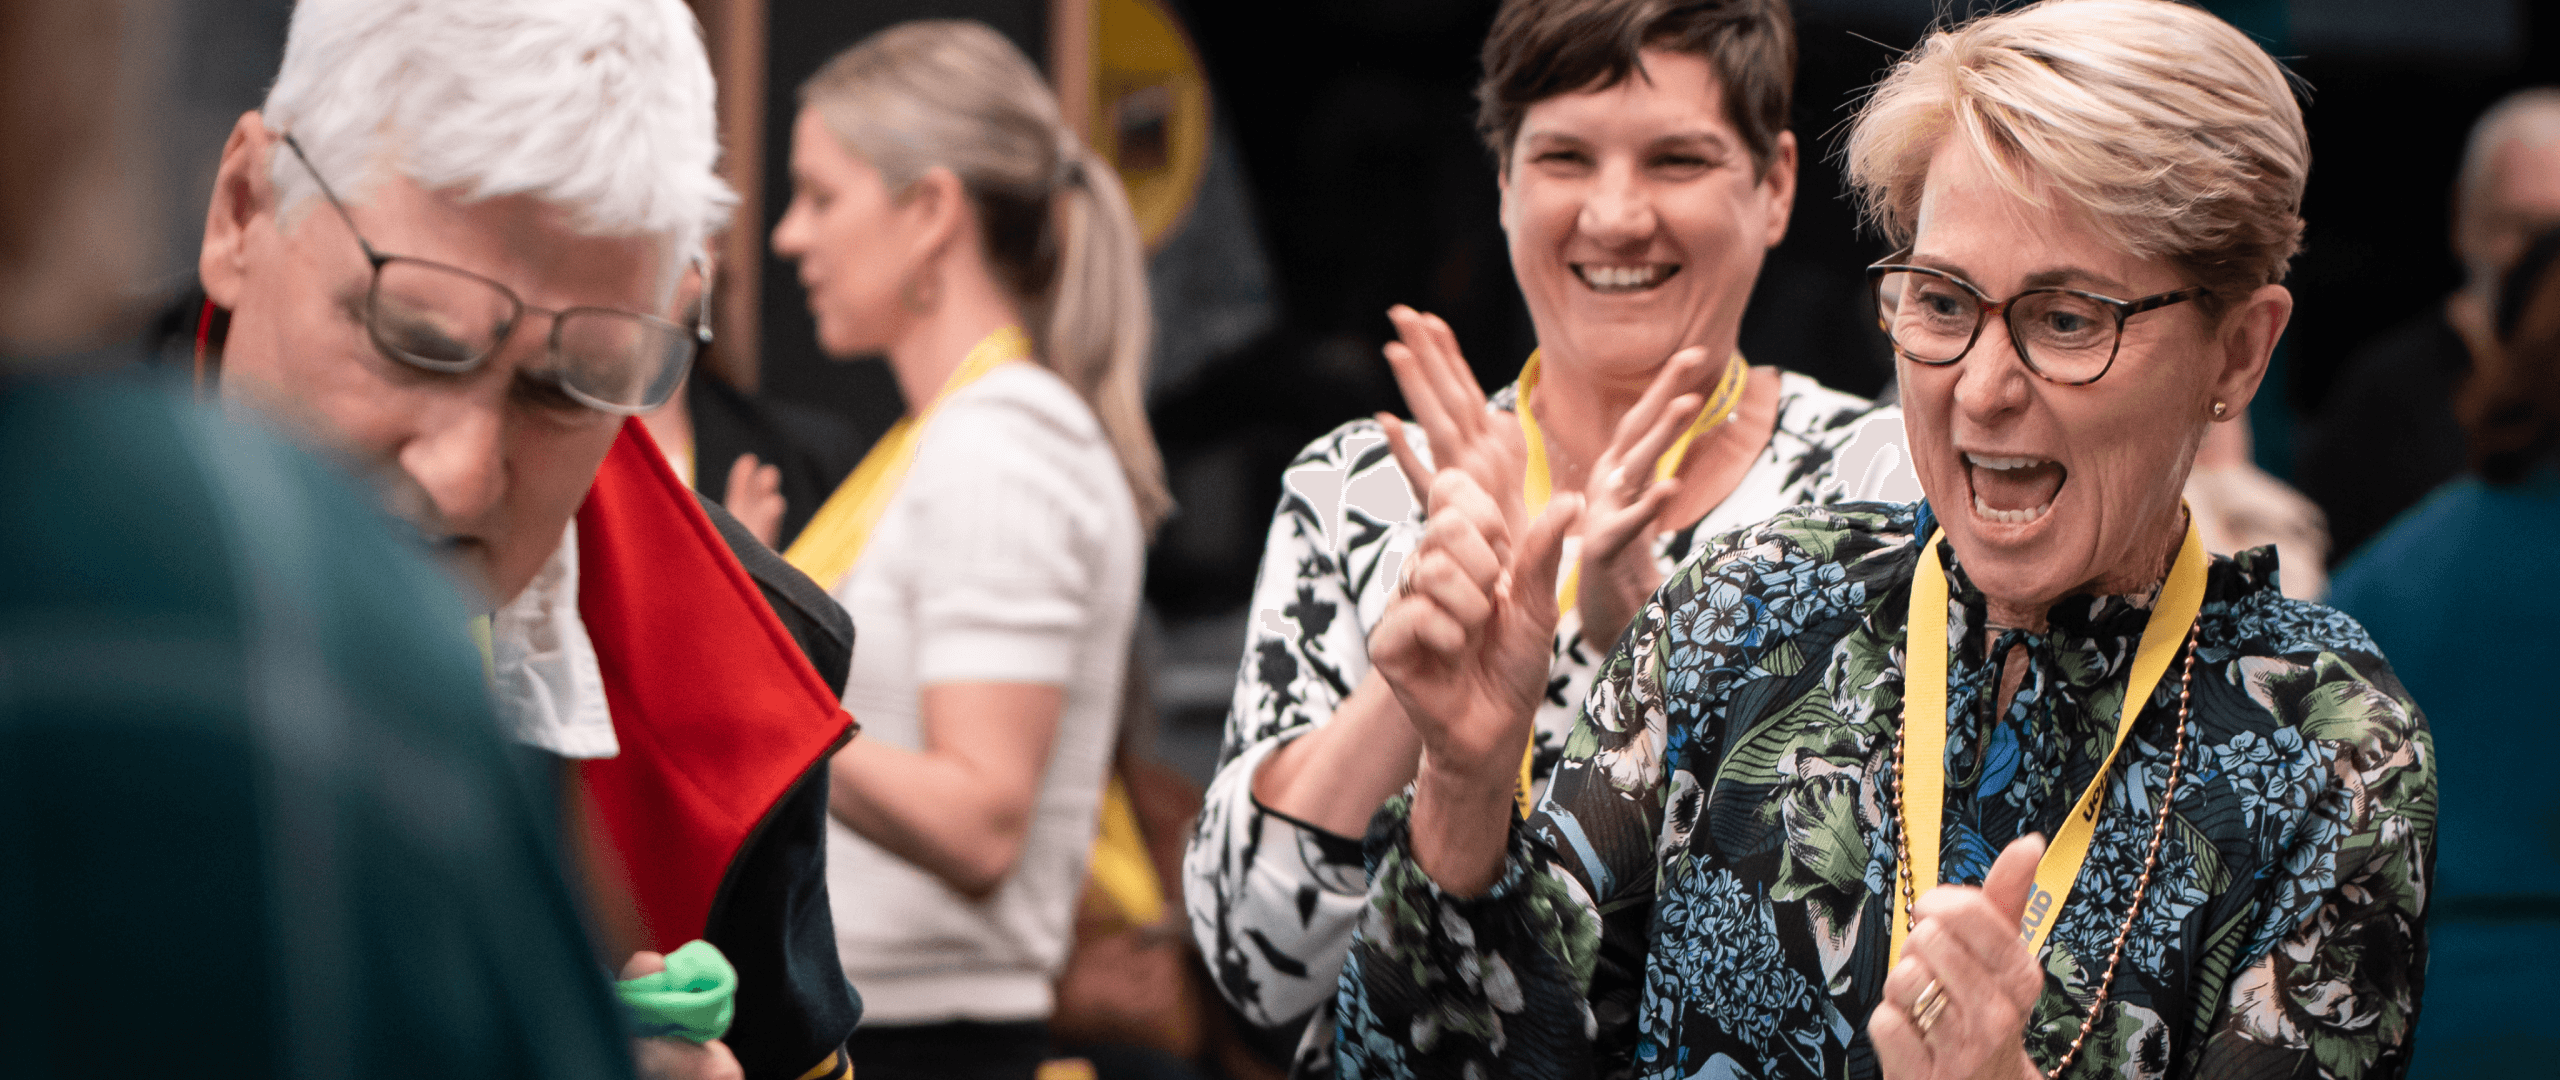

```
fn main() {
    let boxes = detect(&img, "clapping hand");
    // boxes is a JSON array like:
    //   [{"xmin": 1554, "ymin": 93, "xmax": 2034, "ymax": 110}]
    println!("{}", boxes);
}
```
[
  {"xmin": 1573, "ymin": 346, "xmax": 1710, "ymax": 649},
  {"xmin": 1375, "ymin": 305, "xmax": 1720, "ymax": 650},
  {"xmin": 1377, "ymin": 305, "xmax": 1525, "ymax": 514},
  {"xmin": 1370, "ymin": 464, "xmax": 1581, "ymax": 895},
  {"xmin": 1870, "ymin": 835, "xmax": 2049, "ymax": 1080}
]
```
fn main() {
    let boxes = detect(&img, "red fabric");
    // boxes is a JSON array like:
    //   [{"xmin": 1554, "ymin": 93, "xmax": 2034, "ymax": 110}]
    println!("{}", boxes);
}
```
[{"xmin": 574, "ymin": 419, "xmax": 855, "ymax": 950}]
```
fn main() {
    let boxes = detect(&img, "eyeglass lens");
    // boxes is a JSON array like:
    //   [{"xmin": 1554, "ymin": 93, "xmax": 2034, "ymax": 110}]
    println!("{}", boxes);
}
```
[
  {"xmin": 556, "ymin": 309, "xmax": 697, "ymax": 409},
  {"xmin": 369, "ymin": 258, "xmax": 694, "ymax": 411},
  {"xmin": 1875, "ymin": 270, "xmax": 2119, "ymax": 383},
  {"xmin": 372, "ymin": 260, "xmax": 519, "ymax": 371}
]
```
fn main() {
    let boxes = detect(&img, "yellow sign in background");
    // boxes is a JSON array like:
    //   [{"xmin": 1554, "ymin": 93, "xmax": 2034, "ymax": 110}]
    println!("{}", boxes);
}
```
[{"xmin": 1085, "ymin": 0, "xmax": 1210, "ymax": 250}]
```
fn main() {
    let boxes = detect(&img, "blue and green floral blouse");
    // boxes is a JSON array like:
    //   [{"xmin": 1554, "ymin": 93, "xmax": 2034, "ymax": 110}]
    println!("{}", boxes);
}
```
[{"xmin": 1336, "ymin": 502, "xmax": 2433, "ymax": 1080}]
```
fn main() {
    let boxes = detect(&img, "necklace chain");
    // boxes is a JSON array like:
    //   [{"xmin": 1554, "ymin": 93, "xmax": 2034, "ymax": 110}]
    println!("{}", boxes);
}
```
[{"xmin": 1887, "ymin": 629, "xmax": 2197, "ymax": 1079}]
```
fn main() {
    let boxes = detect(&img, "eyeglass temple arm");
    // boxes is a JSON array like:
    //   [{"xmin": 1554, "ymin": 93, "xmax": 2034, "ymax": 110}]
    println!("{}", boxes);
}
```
[
  {"xmin": 691, "ymin": 255, "xmax": 715, "ymax": 346},
  {"xmin": 278, "ymin": 134, "xmax": 390, "ymax": 267},
  {"xmin": 2119, "ymin": 287, "xmax": 2209, "ymax": 318}
]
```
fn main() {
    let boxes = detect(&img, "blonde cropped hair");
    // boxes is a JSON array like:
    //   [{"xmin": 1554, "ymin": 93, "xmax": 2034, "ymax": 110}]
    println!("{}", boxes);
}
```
[
  {"xmin": 803, "ymin": 21, "xmax": 1170, "ymax": 534},
  {"xmin": 1844, "ymin": 0, "xmax": 2308, "ymax": 305}
]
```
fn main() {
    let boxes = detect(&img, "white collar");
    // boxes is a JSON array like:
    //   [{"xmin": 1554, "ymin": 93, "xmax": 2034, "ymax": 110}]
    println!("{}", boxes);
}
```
[{"xmin": 488, "ymin": 520, "xmax": 619, "ymax": 759}]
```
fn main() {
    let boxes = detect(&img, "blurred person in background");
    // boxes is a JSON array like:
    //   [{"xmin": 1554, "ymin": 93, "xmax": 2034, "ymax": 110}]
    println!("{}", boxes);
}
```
[
  {"xmin": 2181, "ymin": 414, "xmax": 2331, "ymax": 598},
  {"xmin": 189, "ymin": 1, "xmax": 865, "ymax": 1076},
  {"xmin": 769, "ymin": 21, "xmax": 1165, "ymax": 1080},
  {"xmin": 639, "ymin": 335, "xmax": 863, "ymax": 551},
  {"xmin": 1, "ymin": 2, "xmax": 652, "ymax": 1077},
  {"xmin": 2300, "ymin": 88, "xmax": 2560, "ymax": 564},
  {"xmin": 1333, "ymin": 0, "xmax": 2430, "ymax": 1075},
  {"xmin": 2331, "ymin": 226, "xmax": 2560, "ymax": 1078},
  {"xmin": 1182, "ymin": 0, "xmax": 1918, "ymax": 1072}
]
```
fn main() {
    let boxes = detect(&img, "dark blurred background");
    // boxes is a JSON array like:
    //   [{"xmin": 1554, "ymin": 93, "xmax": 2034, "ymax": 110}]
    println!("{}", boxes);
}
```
[{"xmin": 151, "ymin": 0, "xmax": 2552, "ymax": 779}]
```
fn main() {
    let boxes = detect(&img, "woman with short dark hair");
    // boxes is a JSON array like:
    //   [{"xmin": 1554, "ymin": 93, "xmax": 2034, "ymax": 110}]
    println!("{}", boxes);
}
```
[{"xmin": 1183, "ymin": 0, "xmax": 1915, "ymax": 1072}]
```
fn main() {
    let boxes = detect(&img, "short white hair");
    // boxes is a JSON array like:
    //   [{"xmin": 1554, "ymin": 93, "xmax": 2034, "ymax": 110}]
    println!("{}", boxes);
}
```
[{"xmin": 261, "ymin": 0, "xmax": 733, "ymax": 268}]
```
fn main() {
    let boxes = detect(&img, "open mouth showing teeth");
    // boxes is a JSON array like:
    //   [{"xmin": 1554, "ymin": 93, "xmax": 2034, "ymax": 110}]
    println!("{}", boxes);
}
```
[
  {"xmin": 1573, "ymin": 263, "xmax": 1678, "ymax": 293},
  {"xmin": 1965, "ymin": 452, "xmax": 2066, "ymax": 525}
]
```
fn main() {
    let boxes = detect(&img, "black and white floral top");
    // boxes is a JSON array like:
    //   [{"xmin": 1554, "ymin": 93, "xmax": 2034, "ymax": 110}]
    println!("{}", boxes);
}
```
[
  {"xmin": 1332, "ymin": 502, "xmax": 2433, "ymax": 1080},
  {"xmin": 1182, "ymin": 371, "xmax": 1915, "ymax": 1073}
]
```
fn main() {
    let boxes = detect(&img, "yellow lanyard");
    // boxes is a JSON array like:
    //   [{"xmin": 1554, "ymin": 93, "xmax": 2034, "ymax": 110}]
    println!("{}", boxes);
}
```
[
  {"xmin": 1508, "ymin": 349, "xmax": 1749, "ymax": 816},
  {"xmin": 1888, "ymin": 518, "xmax": 2207, "ymax": 967},
  {"xmin": 784, "ymin": 326, "xmax": 1032, "ymax": 592}
]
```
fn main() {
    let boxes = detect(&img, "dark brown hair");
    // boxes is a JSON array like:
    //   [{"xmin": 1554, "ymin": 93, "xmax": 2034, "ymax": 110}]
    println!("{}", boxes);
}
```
[{"xmin": 1475, "ymin": 0, "xmax": 1796, "ymax": 176}]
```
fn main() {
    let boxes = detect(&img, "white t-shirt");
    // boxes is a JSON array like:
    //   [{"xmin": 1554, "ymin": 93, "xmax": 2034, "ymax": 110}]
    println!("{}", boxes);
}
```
[{"xmin": 824, "ymin": 362, "xmax": 1143, "ymax": 1026}]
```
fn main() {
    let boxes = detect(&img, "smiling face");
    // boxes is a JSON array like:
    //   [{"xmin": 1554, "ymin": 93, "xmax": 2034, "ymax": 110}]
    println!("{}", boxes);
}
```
[
  {"xmin": 771, "ymin": 106, "xmax": 934, "ymax": 359},
  {"xmin": 1499, "ymin": 49, "xmax": 1795, "ymax": 383},
  {"xmin": 201, "ymin": 115, "xmax": 677, "ymax": 607},
  {"xmin": 1897, "ymin": 139, "xmax": 2284, "ymax": 621}
]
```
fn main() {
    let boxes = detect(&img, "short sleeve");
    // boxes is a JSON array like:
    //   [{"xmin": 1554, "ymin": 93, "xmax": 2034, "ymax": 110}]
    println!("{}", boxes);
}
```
[{"xmin": 901, "ymin": 381, "xmax": 1124, "ymax": 687}]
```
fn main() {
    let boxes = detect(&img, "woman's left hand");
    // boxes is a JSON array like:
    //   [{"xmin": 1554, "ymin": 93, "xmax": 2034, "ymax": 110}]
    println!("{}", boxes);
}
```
[
  {"xmin": 1871, "ymin": 834, "xmax": 2049, "ymax": 1080},
  {"xmin": 1378, "ymin": 305, "xmax": 1525, "ymax": 516},
  {"xmin": 1573, "ymin": 347, "xmax": 1709, "ymax": 648}
]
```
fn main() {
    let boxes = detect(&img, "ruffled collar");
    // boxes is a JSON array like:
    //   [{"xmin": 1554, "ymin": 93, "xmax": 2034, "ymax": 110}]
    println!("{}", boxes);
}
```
[
  {"xmin": 486, "ymin": 521, "xmax": 619, "ymax": 759},
  {"xmin": 1913, "ymin": 500, "xmax": 2281, "ymax": 648}
]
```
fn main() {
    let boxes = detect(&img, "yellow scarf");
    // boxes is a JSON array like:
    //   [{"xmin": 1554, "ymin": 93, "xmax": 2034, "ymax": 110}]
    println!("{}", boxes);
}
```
[
  {"xmin": 784, "ymin": 326, "xmax": 1033, "ymax": 591},
  {"xmin": 1508, "ymin": 349, "xmax": 1750, "ymax": 816},
  {"xmin": 1086, "ymin": 776, "xmax": 1166, "ymax": 927}
]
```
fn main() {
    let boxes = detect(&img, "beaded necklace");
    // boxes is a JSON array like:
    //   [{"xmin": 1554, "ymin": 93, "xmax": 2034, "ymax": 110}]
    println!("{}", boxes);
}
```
[{"xmin": 1887, "ymin": 629, "xmax": 2198, "ymax": 1078}]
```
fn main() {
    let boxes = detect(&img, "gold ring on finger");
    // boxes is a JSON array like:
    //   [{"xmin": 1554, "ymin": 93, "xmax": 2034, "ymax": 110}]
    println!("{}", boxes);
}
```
[{"xmin": 1911, "ymin": 978, "xmax": 1950, "ymax": 1037}]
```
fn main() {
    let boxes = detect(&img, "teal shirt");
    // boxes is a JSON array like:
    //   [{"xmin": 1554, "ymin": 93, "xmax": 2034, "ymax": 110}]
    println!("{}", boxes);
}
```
[
  {"xmin": 2332, "ymin": 468, "xmax": 2560, "ymax": 1077},
  {"xmin": 0, "ymin": 376, "xmax": 635, "ymax": 1079}
]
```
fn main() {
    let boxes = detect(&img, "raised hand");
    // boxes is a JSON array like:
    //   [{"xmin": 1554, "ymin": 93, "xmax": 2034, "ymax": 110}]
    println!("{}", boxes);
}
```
[
  {"xmin": 723, "ymin": 453, "xmax": 785, "ymax": 549},
  {"xmin": 1871, "ymin": 834, "xmax": 2049, "ymax": 1080},
  {"xmin": 1371, "ymin": 466, "xmax": 1581, "ymax": 896},
  {"xmin": 1378, "ymin": 305, "xmax": 1525, "ymax": 519},
  {"xmin": 1575, "ymin": 346, "xmax": 1712, "ymax": 648}
]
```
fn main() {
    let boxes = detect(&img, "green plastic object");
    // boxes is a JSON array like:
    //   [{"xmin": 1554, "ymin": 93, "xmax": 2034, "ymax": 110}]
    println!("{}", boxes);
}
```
[{"xmin": 616, "ymin": 939, "xmax": 738, "ymax": 1043}]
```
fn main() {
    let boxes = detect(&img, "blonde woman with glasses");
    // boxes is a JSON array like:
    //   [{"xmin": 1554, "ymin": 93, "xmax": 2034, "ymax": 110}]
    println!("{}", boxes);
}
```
[{"xmin": 1338, "ymin": 1, "xmax": 2433, "ymax": 1077}]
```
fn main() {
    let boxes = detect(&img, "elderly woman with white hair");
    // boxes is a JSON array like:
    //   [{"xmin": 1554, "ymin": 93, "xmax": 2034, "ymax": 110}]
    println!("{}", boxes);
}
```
[{"xmin": 1332, "ymin": 1, "xmax": 2433, "ymax": 1077}]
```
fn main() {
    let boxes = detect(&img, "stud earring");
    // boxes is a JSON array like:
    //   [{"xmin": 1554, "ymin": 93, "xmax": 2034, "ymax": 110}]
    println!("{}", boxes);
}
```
[{"xmin": 2211, "ymin": 400, "xmax": 2228, "ymax": 419}]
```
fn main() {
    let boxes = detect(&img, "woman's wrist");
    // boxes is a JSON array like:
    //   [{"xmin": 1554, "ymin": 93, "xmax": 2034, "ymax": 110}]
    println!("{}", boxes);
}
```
[
  {"xmin": 1251, "ymin": 671, "xmax": 1424, "ymax": 836},
  {"xmin": 1408, "ymin": 752, "xmax": 1521, "ymax": 897}
]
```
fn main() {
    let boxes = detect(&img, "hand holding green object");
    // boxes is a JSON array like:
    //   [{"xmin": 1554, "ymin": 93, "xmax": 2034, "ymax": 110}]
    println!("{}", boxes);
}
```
[{"xmin": 617, "ymin": 940, "xmax": 738, "ymax": 1044}]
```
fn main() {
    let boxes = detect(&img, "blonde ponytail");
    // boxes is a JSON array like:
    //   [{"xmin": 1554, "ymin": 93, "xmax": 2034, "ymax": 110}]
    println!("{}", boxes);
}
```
[
  {"xmin": 1046, "ymin": 143, "xmax": 1172, "ymax": 533},
  {"xmin": 803, "ymin": 21, "xmax": 1172, "ymax": 535}
]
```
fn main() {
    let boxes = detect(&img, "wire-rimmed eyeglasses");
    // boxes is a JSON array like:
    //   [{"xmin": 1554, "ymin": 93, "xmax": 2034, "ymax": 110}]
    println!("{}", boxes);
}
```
[
  {"xmin": 280, "ymin": 133, "xmax": 707, "ymax": 415},
  {"xmin": 1865, "ymin": 254, "xmax": 2207, "ymax": 386}
]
